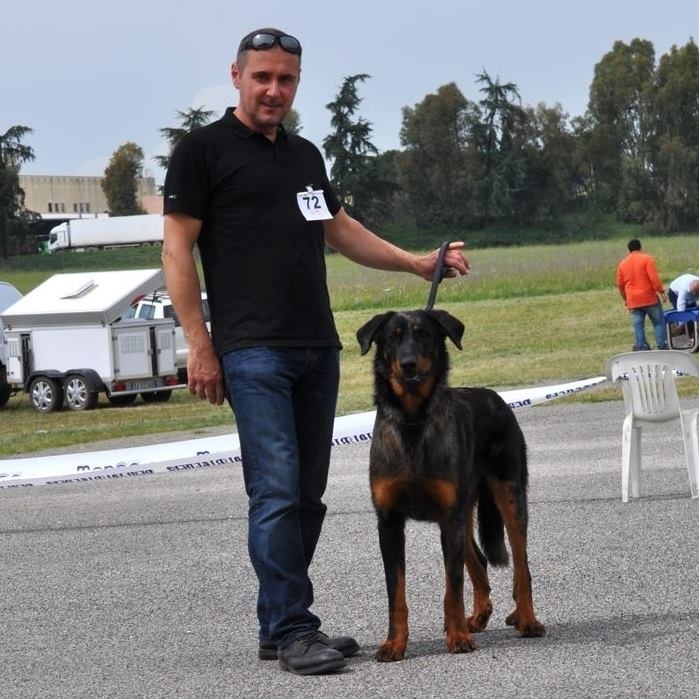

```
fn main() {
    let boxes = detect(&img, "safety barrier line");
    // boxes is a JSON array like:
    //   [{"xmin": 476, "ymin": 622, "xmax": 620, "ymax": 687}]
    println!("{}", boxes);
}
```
[{"xmin": 0, "ymin": 376, "xmax": 607, "ymax": 489}]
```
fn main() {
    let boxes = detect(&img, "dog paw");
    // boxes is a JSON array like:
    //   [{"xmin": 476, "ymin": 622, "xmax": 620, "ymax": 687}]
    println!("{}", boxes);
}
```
[
  {"xmin": 446, "ymin": 630, "xmax": 477, "ymax": 653},
  {"xmin": 519, "ymin": 620, "xmax": 546, "ymax": 637},
  {"xmin": 506, "ymin": 610, "xmax": 546, "ymax": 637},
  {"xmin": 375, "ymin": 640, "xmax": 407, "ymax": 662},
  {"xmin": 466, "ymin": 604, "xmax": 493, "ymax": 632}
]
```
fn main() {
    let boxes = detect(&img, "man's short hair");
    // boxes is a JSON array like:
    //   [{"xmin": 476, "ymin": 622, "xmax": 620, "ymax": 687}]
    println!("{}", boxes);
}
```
[{"xmin": 627, "ymin": 239, "xmax": 642, "ymax": 252}]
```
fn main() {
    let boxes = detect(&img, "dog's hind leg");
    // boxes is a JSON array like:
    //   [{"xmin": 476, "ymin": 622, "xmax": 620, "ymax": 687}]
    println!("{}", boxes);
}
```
[
  {"xmin": 440, "ymin": 517, "xmax": 477, "ymax": 653},
  {"xmin": 376, "ymin": 511, "xmax": 410, "ymax": 661},
  {"xmin": 463, "ymin": 500, "xmax": 494, "ymax": 632},
  {"xmin": 489, "ymin": 479, "xmax": 546, "ymax": 638}
]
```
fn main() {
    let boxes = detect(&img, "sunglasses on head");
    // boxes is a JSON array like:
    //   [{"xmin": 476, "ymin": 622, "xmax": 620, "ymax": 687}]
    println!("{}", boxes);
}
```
[{"xmin": 239, "ymin": 33, "xmax": 302, "ymax": 56}]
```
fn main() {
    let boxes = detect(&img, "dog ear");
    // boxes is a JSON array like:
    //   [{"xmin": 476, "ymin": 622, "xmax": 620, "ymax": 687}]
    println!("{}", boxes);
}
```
[
  {"xmin": 356, "ymin": 312, "xmax": 395, "ymax": 355},
  {"xmin": 425, "ymin": 310, "xmax": 465, "ymax": 350}
]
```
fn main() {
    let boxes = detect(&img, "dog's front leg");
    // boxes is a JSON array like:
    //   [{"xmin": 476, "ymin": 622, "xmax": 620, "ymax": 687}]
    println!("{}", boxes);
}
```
[
  {"xmin": 376, "ymin": 510, "xmax": 409, "ymax": 661},
  {"xmin": 440, "ymin": 518, "xmax": 477, "ymax": 653}
]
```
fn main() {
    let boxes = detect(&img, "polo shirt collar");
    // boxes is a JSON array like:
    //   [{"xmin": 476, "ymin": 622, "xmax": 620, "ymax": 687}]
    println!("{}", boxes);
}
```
[{"xmin": 222, "ymin": 106, "xmax": 289, "ymax": 141}]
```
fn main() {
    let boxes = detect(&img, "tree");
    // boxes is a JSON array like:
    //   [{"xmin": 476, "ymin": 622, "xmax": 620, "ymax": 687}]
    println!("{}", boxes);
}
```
[
  {"xmin": 323, "ymin": 74, "xmax": 378, "ymax": 209},
  {"xmin": 102, "ymin": 142, "xmax": 146, "ymax": 215},
  {"xmin": 399, "ymin": 82, "xmax": 480, "ymax": 230},
  {"xmin": 282, "ymin": 108, "xmax": 302, "ymax": 135},
  {"xmin": 517, "ymin": 103, "xmax": 580, "ymax": 223},
  {"xmin": 154, "ymin": 107, "xmax": 216, "ymax": 172},
  {"xmin": 650, "ymin": 39, "xmax": 699, "ymax": 231},
  {"xmin": 0, "ymin": 125, "xmax": 37, "ymax": 258},
  {"xmin": 586, "ymin": 39, "xmax": 657, "ymax": 218},
  {"xmin": 322, "ymin": 74, "xmax": 398, "ymax": 226},
  {"xmin": 473, "ymin": 71, "xmax": 527, "ymax": 224}
]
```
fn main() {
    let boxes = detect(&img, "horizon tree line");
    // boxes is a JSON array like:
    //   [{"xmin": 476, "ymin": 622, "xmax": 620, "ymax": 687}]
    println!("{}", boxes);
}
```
[{"xmin": 3, "ymin": 37, "xmax": 699, "ymax": 257}]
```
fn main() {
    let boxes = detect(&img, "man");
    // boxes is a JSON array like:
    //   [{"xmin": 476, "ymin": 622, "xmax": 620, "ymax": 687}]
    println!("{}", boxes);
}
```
[
  {"xmin": 615, "ymin": 238, "xmax": 667, "ymax": 351},
  {"xmin": 668, "ymin": 273, "xmax": 699, "ymax": 311},
  {"xmin": 161, "ymin": 28, "xmax": 469, "ymax": 676}
]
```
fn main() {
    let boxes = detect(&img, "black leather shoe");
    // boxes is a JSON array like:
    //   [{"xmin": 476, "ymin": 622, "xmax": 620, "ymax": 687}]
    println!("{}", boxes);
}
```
[
  {"xmin": 258, "ymin": 642, "xmax": 279, "ymax": 661},
  {"xmin": 259, "ymin": 631, "xmax": 360, "ymax": 660},
  {"xmin": 277, "ymin": 633, "xmax": 346, "ymax": 675},
  {"xmin": 314, "ymin": 631, "xmax": 360, "ymax": 657}
]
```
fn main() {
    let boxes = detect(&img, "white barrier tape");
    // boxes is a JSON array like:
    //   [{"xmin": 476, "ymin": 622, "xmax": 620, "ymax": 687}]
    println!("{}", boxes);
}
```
[
  {"xmin": 0, "ymin": 376, "xmax": 607, "ymax": 489},
  {"xmin": 502, "ymin": 375, "xmax": 607, "ymax": 408}
]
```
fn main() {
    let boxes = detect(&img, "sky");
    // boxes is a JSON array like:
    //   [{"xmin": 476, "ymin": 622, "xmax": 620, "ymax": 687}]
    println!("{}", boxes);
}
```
[{"xmin": 3, "ymin": 0, "xmax": 697, "ymax": 186}]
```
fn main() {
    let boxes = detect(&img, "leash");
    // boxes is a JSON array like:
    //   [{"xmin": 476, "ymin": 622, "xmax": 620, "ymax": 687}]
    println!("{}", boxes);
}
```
[{"xmin": 425, "ymin": 241, "xmax": 451, "ymax": 310}]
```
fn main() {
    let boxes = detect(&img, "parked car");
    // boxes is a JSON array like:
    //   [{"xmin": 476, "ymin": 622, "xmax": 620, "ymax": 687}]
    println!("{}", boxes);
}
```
[{"xmin": 125, "ymin": 291, "xmax": 210, "ymax": 381}]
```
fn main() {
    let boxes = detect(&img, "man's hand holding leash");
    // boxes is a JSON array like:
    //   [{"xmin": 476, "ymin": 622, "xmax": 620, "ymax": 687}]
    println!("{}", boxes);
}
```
[{"xmin": 417, "ymin": 240, "xmax": 470, "ymax": 281}]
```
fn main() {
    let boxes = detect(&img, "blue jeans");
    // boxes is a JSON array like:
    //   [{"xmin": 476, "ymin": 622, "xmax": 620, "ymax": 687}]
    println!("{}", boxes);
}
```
[
  {"xmin": 221, "ymin": 346, "xmax": 340, "ymax": 648},
  {"xmin": 629, "ymin": 302, "xmax": 667, "ymax": 350}
]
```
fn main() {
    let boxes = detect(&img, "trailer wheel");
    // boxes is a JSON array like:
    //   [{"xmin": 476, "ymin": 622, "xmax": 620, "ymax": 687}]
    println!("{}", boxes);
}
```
[
  {"xmin": 29, "ymin": 376, "xmax": 63, "ymax": 413},
  {"xmin": 107, "ymin": 393, "xmax": 137, "ymax": 406},
  {"xmin": 0, "ymin": 382, "xmax": 11, "ymax": 408},
  {"xmin": 64, "ymin": 374, "xmax": 99, "ymax": 411},
  {"xmin": 141, "ymin": 389, "xmax": 172, "ymax": 403}
]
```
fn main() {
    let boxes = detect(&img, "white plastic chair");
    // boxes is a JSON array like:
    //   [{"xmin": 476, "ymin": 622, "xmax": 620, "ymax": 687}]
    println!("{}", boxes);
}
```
[{"xmin": 606, "ymin": 350, "xmax": 699, "ymax": 502}]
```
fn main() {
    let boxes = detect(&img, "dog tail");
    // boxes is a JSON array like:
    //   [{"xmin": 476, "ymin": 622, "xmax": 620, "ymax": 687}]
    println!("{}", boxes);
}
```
[{"xmin": 477, "ymin": 483, "xmax": 510, "ymax": 567}]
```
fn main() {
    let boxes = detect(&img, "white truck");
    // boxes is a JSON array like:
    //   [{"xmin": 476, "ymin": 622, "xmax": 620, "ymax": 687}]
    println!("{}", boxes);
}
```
[
  {"xmin": 48, "ymin": 214, "xmax": 163, "ymax": 252},
  {"xmin": 0, "ymin": 269, "xmax": 184, "ymax": 412}
]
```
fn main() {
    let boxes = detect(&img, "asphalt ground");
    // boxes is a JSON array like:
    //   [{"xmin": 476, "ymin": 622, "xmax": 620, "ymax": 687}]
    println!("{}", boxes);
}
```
[{"xmin": 2, "ymin": 399, "xmax": 699, "ymax": 698}]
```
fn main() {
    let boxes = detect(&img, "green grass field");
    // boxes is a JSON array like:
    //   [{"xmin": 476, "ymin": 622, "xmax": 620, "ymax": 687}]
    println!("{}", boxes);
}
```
[{"xmin": 3, "ymin": 235, "xmax": 699, "ymax": 457}]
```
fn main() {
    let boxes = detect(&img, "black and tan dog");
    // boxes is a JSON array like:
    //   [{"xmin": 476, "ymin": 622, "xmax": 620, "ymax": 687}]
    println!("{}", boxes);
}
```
[{"xmin": 357, "ymin": 309, "xmax": 545, "ymax": 661}]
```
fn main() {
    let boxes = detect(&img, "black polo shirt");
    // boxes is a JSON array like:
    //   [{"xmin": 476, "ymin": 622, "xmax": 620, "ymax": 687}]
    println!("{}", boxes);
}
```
[{"xmin": 164, "ymin": 108, "xmax": 342, "ymax": 356}]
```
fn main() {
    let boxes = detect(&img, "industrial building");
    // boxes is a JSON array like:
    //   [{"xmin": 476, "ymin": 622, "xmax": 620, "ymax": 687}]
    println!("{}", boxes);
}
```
[{"xmin": 18, "ymin": 175, "xmax": 163, "ymax": 219}]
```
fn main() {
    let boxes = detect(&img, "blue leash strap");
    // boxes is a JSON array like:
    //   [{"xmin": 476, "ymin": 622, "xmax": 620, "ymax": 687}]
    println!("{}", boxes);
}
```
[{"xmin": 425, "ymin": 241, "xmax": 451, "ymax": 310}]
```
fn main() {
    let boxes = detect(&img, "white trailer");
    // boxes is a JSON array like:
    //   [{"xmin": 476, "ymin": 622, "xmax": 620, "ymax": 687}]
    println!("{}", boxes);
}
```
[
  {"xmin": 0, "ymin": 269, "xmax": 184, "ymax": 412},
  {"xmin": 48, "ymin": 214, "xmax": 164, "ymax": 252}
]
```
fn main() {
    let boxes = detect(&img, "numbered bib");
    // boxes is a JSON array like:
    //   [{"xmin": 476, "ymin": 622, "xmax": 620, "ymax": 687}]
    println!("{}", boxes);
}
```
[{"xmin": 297, "ymin": 186, "xmax": 333, "ymax": 221}]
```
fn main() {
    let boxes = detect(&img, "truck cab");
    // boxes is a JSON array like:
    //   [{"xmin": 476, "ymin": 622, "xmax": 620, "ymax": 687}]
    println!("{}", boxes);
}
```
[{"xmin": 47, "ymin": 223, "xmax": 68, "ymax": 252}]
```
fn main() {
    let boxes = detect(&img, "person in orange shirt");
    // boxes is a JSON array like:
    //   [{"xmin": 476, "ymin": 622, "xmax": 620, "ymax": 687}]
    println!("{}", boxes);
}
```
[{"xmin": 616, "ymin": 239, "xmax": 668, "ymax": 350}]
